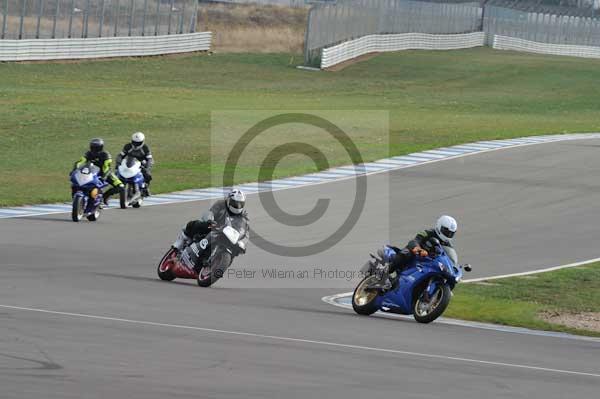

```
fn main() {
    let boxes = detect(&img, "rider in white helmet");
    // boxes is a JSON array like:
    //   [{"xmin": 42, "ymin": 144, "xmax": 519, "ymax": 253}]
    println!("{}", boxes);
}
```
[
  {"xmin": 371, "ymin": 215, "xmax": 458, "ymax": 289},
  {"xmin": 115, "ymin": 132, "xmax": 154, "ymax": 197}
]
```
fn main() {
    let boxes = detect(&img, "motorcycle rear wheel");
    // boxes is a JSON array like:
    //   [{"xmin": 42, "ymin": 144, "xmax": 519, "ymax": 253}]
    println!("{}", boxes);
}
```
[
  {"xmin": 413, "ymin": 284, "xmax": 451, "ymax": 324},
  {"xmin": 157, "ymin": 248, "xmax": 177, "ymax": 281},
  {"xmin": 71, "ymin": 196, "xmax": 84, "ymax": 222},
  {"xmin": 197, "ymin": 252, "xmax": 232, "ymax": 287},
  {"xmin": 352, "ymin": 276, "xmax": 380, "ymax": 315}
]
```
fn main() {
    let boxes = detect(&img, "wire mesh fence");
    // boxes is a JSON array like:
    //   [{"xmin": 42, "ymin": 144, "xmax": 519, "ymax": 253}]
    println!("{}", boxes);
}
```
[
  {"xmin": 304, "ymin": 0, "xmax": 483, "ymax": 64},
  {"xmin": 203, "ymin": 0, "xmax": 308, "ymax": 7},
  {"xmin": 484, "ymin": 4, "xmax": 600, "ymax": 46},
  {"xmin": 1, "ymin": 0, "xmax": 199, "ymax": 39},
  {"xmin": 304, "ymin": 0, "xmax": 600, "ymax": 65},
  {"xmin": 487, "ymin": 0, "xmax": 599, "ymax": 18}
]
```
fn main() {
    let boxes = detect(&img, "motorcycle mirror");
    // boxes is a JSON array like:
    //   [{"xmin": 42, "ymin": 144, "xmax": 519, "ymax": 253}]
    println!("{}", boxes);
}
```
[{"xmin": 463, "ymin": 264, "xmax": 472, "ymax": 272}]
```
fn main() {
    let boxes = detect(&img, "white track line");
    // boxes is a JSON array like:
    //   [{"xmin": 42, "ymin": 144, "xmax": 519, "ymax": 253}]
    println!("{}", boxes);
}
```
[
  {"xmin": 464, "ymin": 257, "xmax": 600, "ymax": 282},
  {"xmin": 0, "ymin": 304, "xmax": 598, "ymax": 378},
  {"xmin": 322, "ymin": 257, "xmax": 600, "ymax": 340},
  {"xmin": 321, "ymin": 292, "xmax": 600, "ymax": 343}
]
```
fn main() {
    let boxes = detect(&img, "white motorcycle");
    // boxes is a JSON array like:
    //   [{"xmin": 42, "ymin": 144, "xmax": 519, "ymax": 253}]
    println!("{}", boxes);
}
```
[{"xmin": 116, "ymin": 156, "xmax": 146, "ymax": 209}]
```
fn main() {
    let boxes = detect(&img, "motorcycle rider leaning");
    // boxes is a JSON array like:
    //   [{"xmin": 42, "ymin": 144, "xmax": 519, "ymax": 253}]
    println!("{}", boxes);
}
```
[
  {"xmin": 373, "ymin": 215, "xmax": 458, "ymax": 290},
  {"xmin": 172, "ymin": 189, "xmax": 249, "ymax": 273},
  {"xmin": 115, "ymin": 132, "xmax": 154, "ymax": 197},
  {"xmin": 74, "ymin": 138, "xmax": 124, "ymax": 204}
]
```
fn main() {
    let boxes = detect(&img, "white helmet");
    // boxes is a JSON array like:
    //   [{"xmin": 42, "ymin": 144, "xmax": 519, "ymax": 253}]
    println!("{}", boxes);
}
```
[
  {"xmin": 131, "ymin": 132, "xmax": 145, "ymax": 149},
  {"xmin": 435, "ymin": 215, "xmax": 457, "ymax": 243},
  {"xmin": 226, "ymin": 189, "xmax": 246, "ymax": 215}
]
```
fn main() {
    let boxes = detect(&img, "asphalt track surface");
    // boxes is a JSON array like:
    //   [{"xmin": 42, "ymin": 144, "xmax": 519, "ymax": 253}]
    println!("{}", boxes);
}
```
[{"xmin": 1, "ymin": 139, "xmax": 600, "ymax": 398}]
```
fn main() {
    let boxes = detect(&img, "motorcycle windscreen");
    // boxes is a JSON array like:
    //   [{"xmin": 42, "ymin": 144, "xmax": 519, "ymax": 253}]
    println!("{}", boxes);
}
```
[
  {"xmin": 74, "ymin": 169, "xmax": 94, "ymax": 186},
  {"xmin": 119, "ymin": 157, "xmax": 142, "ymax": 179},
  {"xmin": 230, "ymin": 217, "xmax": 247, "ymax": 240},
  {"xmin": 223, "ymin": 226, "xmax": 240, "ymax": 244},
  {"xmin": 442, "ymin": 246, "xmax": 458, "ymax": 266}
]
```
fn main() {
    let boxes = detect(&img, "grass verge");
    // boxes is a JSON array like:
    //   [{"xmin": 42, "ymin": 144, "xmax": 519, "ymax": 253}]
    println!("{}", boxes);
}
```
[
  {"xmin": 446, "ymin": 262, "xmax": 600, "ymax": 337},
  {"xmin": 1, "ymin": 48, "xmax": 600, "ymax": 206}
]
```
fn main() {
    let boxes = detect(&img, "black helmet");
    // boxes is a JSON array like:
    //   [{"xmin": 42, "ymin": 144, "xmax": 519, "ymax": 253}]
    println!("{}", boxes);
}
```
[{"xmin": 89, "ymin": 138, "xmax": 104, "ymax": 153}]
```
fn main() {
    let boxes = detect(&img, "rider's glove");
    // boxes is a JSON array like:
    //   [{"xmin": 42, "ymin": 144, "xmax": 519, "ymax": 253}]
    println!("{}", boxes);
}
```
[{"xmin": 411, "ymin": 247, "xmax": 428, "ymax": 257}]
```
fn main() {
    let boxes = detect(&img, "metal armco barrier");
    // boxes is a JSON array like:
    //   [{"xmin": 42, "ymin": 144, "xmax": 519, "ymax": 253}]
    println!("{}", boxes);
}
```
[
  {"xmin": 0, "ymin": 31, "xmax": 211, "ymax": 60},
  {"xmin": 305, "ymin": 0, "xmax": 483, "ymax": 65},
  {"xmin": 493, "ymin": 34, "xmax": 600, "ymax": 60},
  {"xmin": 305, "ymin": 1, "xmax": 600, "ymax": 67},
  {"xmin": 320, "ymin": 32, "xmax": 485, "ymax": 69}
]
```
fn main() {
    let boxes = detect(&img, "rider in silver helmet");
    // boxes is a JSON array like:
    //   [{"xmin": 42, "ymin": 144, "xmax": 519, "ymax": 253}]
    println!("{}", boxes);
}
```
[
  {"xmin": 172, "ymin": 189, "xmax": 249, "ymax": 273},
  {"xmin": 114, "ymin": 132, "xmax": 154, "ymax": 197}
]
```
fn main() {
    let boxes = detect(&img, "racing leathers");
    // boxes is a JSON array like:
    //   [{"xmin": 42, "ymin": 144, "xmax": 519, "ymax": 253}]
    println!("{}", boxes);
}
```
[
  {"xmin": 172, "ymin": 200, "xmax": 249, "ymax": 273},
  {"xmin": 116, "ymin": 143, "xmax": 153, "ymax": 194},
  {"xmin": 74, "ymin": 150, "xmax": 123, "ymax": 200},
  {"xmin": 387, "ymin": 229, "xmax": 454, "ymax": 274},
  {"xmin": 370, "ymin": 229, "xmax": 455, "ymax": 290}
]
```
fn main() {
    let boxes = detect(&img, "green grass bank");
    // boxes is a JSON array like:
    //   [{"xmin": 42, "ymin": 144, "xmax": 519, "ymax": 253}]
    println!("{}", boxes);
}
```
[
  {"xmin": 1, "ymin": 48, "xmax": 600, "ymax": 206},
  {"xmin": 447, "ymin": 262, "xmax": 600, "ymax": 337}
]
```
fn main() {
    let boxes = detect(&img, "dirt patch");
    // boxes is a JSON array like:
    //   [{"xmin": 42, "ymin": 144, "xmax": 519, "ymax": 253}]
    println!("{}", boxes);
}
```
[
  {"xmin": 539, "ymin": 311, "xmax": 600, "ymax": 332},
  {"xmin": 324, "ymin": 53, "xmax": 380, "ymax": 71},
  {"xmin": 199, "ymin": 3, "xmax": 307, "ymax": 53}
]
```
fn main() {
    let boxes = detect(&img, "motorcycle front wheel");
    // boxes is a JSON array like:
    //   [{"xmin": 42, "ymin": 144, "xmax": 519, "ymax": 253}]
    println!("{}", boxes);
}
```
[
  {"xmin": 71, "ymin": 196, "xmax": 84, "ymax": 222},
  {"xmin": 352, "ymin": 275, "xmax": 380, "ymax": 315},
  {"xmin": 197, "ymin": 252, "xmax": 232, "ymax": 287},
  {"xmin": 413, "ymin": 283, "xmax": 451, "ymax": 324}
]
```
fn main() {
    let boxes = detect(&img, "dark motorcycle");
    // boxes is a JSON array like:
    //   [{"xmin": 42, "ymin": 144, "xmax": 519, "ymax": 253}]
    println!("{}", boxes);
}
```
[
  {"xmin": 157, "ymin": 214, "xmax": 247, "ymax": 287},
  {"xmin": 69, "ymin": 163, "xmax": 107, "ymax": 222}
]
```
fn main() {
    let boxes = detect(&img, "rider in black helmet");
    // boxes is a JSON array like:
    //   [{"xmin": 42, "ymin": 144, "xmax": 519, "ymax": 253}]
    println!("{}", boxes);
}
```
[{"xmin": 74, "ymin": 138, "xmax": 124, "ymax": 204}]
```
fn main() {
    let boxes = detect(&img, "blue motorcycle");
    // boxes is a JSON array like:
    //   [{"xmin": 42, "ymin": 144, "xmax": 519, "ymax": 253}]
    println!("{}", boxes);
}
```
[
  {"xmin": 352, "ymin": 240, "xmax": 472, "ymax": 323},
  {"xmin": 116, "ymin": 156, "xmax": 146, "ymax": 209},
  {"xmin": 70, "ymin": 163, "xmax": 107, "ymax": 222}
]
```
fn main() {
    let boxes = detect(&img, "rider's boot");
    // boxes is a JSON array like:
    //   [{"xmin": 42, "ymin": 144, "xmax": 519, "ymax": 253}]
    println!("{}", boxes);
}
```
[
  {"xmin": 103, "ymin": 184, "xmax": 124, "ymax": 206},
  {"xmin": 142, "ymin": 183, "xmax": 151, "ymax": 197},
  {"xmin": 368, "ymin": 264, "xmax": 392, "ymax": 291}
]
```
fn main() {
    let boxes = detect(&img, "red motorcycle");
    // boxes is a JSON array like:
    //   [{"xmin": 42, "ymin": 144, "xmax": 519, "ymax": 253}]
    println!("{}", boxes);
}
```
[{"xmin": 157, "ymin": 215, "xmax": 247, "ymax": 287}]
